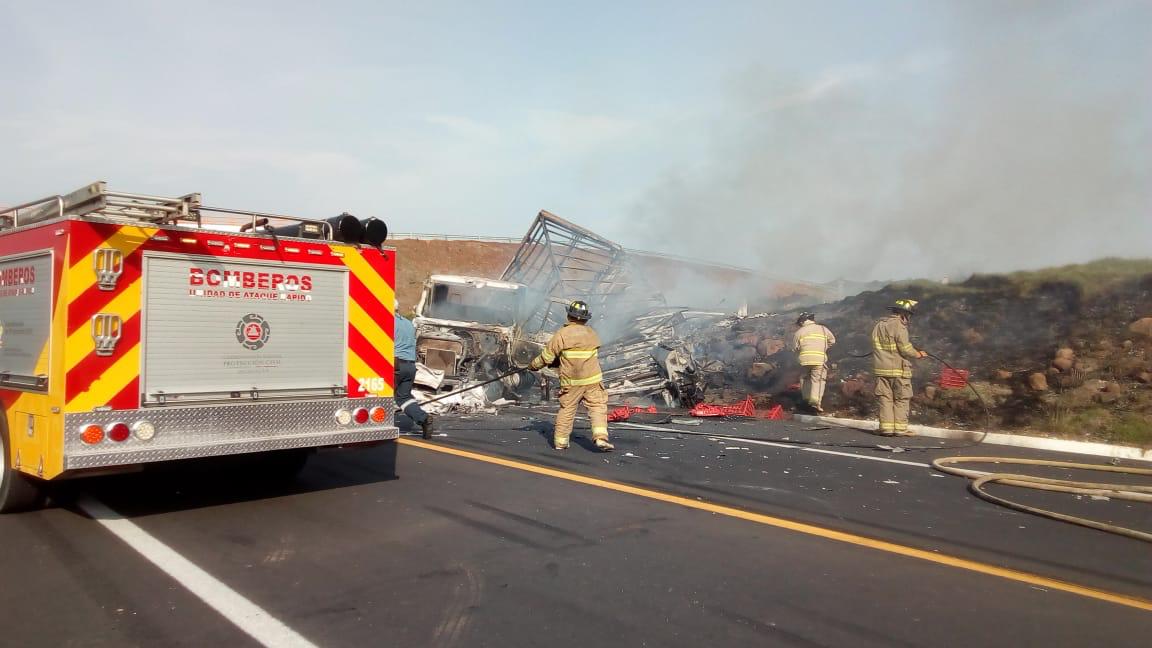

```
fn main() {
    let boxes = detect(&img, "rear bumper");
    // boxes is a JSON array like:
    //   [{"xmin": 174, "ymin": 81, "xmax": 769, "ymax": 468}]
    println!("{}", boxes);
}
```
[{"xmin": 63, "ymin": 398, "xmax": 397, "ymax": 470}]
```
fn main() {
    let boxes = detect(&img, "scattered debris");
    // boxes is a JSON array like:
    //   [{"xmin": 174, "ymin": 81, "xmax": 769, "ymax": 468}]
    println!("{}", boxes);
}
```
[{"xmin": 875, "ymin": 445, "xmax": 907, "ymax": 453}]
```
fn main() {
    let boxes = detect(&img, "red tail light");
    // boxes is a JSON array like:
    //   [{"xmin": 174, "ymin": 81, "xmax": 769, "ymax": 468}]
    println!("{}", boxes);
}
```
[
  {"xmin": 107, "ymin": 422, "xmax": 131, "ymax": 442},
  {"xmin": 353, "ymin": 408, "xmax": 370, "ymax": 425}
]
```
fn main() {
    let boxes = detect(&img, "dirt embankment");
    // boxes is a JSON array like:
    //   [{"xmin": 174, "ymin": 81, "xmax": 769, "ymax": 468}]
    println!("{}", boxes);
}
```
[
  {"xmin": 389, "ymin": 238, "xmax": 829, "ymax": 312},
  {"xmin": 389, "ymin": 239, "xmax": 519, "ymax": 310}
]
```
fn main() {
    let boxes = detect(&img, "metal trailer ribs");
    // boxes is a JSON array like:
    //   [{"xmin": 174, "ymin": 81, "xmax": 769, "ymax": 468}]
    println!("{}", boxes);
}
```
[
  {"xmin": 501, "ymin": 210, "xmax": 631, "ymax": 337},
  {"xmin": 500, "ymin": 210, "xmax": 703, "ymax": 407}
]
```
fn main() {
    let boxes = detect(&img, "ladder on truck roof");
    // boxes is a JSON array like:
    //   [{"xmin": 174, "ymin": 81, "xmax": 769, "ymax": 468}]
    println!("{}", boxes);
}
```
[{"xmin": 0, "ymin": 181, "xmax": 335, "ymax": 238}]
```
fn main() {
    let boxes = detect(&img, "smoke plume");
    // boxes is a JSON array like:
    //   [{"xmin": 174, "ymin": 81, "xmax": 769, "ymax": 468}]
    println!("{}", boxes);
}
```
[{"xmin": 629, "ymin": 2, "xmax": 1152, "ymax": 284}]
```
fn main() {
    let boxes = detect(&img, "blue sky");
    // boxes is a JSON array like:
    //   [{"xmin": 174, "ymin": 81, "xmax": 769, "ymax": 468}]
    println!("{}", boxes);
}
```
[{"xmin": 2, "ymin": 1, "xmax": 1149, "ymax": 282}]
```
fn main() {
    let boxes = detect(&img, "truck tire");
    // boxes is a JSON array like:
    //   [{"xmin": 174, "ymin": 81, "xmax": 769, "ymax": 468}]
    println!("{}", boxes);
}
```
[{"xmin": 0, "ymin": 421, "xmax": 47, "ymax": 513}]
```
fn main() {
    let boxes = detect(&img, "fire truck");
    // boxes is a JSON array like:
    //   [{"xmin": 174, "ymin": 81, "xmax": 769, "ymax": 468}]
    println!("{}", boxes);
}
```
[{"xmin": 0, "ymin": 182, "xmax": 398, "ymax": 512}]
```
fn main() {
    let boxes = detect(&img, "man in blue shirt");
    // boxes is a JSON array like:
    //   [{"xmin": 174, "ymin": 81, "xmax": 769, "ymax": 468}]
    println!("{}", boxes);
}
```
[{"xmin": 394, "ymin": 300, "xmax": 433, "ymax": 439}]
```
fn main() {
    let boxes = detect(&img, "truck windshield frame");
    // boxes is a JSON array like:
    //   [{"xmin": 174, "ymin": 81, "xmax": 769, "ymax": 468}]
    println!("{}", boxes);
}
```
[{"xmin": 425, "ymin": 282, "xmax": 520, "ymax": 326}]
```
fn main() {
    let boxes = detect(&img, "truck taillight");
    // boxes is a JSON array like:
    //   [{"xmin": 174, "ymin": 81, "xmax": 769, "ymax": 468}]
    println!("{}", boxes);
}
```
[
  {"xmin": 370, "ymin": 407, "xmax": 386, "ymax": 423},
  {"xmin": 353, "ymin": 408, "xmax": 370, "ymax": 425},
  {"xmin": 107, "ymin": 422, "xmax": 130, "ymax": 442},
  {"xmin": 334, "ymin": 409, "xmax": 352, "ymax": 425},
  {"xmin": 132, "ymin": 420, "xmax": 156, "ymax": 441},
  {"xmin": 80, "ymin": 425, "xmax": 105, "ymax": 444}
]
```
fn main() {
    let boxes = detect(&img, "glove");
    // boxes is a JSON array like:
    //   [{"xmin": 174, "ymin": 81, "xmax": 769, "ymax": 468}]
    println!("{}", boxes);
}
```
[
  {"xmin": 528, "ymin": 358, "xmax": 543, "ymax": 371},
  {"xmin": 918, "ymin": 350, "xmax": 928, "ymax": 359}
]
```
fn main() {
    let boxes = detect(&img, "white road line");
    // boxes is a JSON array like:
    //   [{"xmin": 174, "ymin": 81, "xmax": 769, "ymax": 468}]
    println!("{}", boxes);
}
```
[
  {"xmin": 530, "ymin": 412, "xmax": 934, "ymax": 469},
  {"xmin": 607, "ymin": 420, "xmax": 933, "ymax": 468},
  {"xmin": 77, "ymin": 496, "xmax": 318, "ymax": 648}
]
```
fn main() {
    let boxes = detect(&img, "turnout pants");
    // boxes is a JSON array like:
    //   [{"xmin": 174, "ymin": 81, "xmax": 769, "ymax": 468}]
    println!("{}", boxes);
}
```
[
  {"xmin": 800, "ymin": 364, "xmax": 828, "ymax": 407},
  {"xmin": 554, "ymin": 383, "xmax": 609, "ymax": 447},
  {"xmin": 395, "ymin": 360, "xmax": 428, "ymax": 425},
  {"xmin": 875, "ymin": 376, "xmax": 912, "ymax": 434}
]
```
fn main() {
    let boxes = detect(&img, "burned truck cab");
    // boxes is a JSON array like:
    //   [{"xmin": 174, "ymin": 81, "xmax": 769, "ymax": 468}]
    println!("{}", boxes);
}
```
[{"xmin": 413, "ymin": 275, "xmax": 538, "ymax": 395}]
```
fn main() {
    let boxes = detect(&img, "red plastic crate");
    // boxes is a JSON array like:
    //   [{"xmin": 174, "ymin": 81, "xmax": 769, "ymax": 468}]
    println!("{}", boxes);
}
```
[
  {"xmin": 690, "ymin": 397, "xmax": 756, "ymax": 418},
  {"xmin": 607, "ymin": 406, "xmax": 658, "ymax": 422},
  {"xmin": 938, "ymin": 367, "xmax": 970, "ymax": 389}
]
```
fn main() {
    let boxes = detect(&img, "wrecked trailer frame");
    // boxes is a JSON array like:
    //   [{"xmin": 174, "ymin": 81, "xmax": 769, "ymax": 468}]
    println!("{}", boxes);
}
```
[
  {"xmin": 500, "ymin": 211, "xmax": 706, "ymax": 407},
  {"xmin": 409, "ymin": 211, "xmax": 711, "ymax": 408},
  {"xmin": 501, "ymin": 210, "xmax": 631, "ymax": 336}
]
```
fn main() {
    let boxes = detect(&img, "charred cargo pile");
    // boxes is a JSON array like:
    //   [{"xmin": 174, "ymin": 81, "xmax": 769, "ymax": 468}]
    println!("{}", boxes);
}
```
[{"xmin": 689, "ymin": 260, "xmax": 1152, "ymax": 444}]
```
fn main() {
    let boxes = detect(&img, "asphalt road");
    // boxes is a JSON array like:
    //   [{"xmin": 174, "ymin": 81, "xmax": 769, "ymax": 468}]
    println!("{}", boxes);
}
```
[{"xmin": 2, "ymin": 409, "xmax": 1150, "ymax": 647}]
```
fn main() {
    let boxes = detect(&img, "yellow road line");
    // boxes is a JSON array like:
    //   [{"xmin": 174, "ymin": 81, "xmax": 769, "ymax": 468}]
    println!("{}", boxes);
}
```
[{"xmin": 398, "ymin": 439, "xmax": 1152, "ymax": 613}]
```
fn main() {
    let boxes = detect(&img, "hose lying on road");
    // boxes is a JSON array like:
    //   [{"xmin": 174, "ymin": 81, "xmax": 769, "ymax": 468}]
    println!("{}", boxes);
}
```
[
  {"xmin": 931, "ymin": 456, "xmax": 1152, "ymax": 543},
  {"xmin": 848, "ymin": 351, "xmax": 1152, "ymax": 541}
]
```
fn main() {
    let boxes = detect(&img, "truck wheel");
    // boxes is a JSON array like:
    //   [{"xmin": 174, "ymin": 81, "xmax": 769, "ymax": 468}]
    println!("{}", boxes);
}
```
[{"xmin": 0, "ymin": 424, "xmax": 47, "ymax": 513}]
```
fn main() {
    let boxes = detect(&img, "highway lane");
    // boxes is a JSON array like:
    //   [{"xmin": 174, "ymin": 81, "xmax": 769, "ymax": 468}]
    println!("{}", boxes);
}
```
[{"xmin": 0, "ymin": 413, "xmax": 1149, "ymax": 647}]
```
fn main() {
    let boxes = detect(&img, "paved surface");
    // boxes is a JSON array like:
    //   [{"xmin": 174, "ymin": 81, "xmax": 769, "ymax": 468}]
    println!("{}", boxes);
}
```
[{"xmin": 2, "ymin": 409, "xmax": 1150, "ymax": 647}]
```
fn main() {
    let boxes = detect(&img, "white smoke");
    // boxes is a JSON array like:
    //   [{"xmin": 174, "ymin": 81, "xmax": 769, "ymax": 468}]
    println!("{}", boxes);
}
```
[{"xmin": 629, "ymin": 2, "xmax": 1152, "ymax": 283}]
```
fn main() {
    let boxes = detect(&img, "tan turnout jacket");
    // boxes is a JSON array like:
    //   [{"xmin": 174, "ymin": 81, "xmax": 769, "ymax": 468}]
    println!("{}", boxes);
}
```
[
  {"xmin": 871, "ymin": 315, "xmax": 921, "ymax": 379},
  {"xmin": 792, "ymin": 322, "xmax": 835, "ymax": 366},
  {"xmin": 530, "ymin": 322, "xmax": 604, "ymax": 387}
]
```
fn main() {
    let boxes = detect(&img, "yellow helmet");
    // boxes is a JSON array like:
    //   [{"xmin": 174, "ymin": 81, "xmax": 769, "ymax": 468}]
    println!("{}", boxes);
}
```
[{"xmin": 889, "ymin": 299, "xmax": 918, "ymax": 315}]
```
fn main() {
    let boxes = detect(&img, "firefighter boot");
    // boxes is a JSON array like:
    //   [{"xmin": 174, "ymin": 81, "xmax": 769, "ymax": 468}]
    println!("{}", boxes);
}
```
[
  {"xmin": 420, "ymin": 414, "xmax": 435, "ymax": 440},
  {"xmin": 594, "ymin": 438, "xmax": 614, "ymax": 452}
]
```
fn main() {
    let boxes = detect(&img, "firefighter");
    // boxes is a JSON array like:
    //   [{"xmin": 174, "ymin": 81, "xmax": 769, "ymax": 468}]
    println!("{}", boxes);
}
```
[
  {"xmin": 528, "ymin": 300, "xmax": 613, "ymax": 452},
  {"xmin": 792, "ymin": 312, "xmax": 835, "ymax": 413},
  {"xmin": 871, "ymin": 299, "xmax": 927, "ymax": 436},
  {"xmin": 394, "ymin": 300, "xmax": 434, "ymax": 439}
]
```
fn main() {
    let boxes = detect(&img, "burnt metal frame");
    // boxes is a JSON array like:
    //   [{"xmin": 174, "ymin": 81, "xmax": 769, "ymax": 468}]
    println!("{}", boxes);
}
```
[{"xmin": 501, "ymin": 210, "xmax": 631, "ymax": 335}]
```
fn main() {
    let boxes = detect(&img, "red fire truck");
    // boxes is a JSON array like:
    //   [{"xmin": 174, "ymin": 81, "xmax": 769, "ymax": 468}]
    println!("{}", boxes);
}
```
[{"xmin": 0, "ymin": 182, "xmax": 397, "ymax": 511}]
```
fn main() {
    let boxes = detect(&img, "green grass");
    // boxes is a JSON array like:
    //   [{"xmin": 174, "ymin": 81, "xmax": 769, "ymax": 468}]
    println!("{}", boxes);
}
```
[
  {"xmin": 1046, "ymin": 407, "xmax": 1152, "ymax": 448},
  {"xmin": 1103, "ymin": 413, "xmax": 1152, "ymax": 448},
  {"xmin": 992, "ymin": 258, "xmax": 1152, "ymax": 296},
  {"xmin": 883, "ymin": 258, "xmax": 1152, "ymax": 298}
]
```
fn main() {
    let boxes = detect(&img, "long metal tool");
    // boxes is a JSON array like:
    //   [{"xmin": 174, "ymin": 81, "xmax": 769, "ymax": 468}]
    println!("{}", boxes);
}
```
[{"xmin": 418, "ymin": 367, "xmax": 529, "ymax": 406}]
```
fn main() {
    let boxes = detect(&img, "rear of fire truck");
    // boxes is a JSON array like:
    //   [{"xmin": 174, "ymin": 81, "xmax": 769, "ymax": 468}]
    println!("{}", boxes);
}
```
[{"xmin": 0, "ymin": 182, "xmax": 397, "ymax": 512}]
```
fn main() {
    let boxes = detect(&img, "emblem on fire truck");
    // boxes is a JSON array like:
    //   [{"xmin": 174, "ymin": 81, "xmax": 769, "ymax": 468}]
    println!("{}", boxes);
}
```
[{"xmin": 235, "ymin": 313, "xmax": 271, "ymax": 350}]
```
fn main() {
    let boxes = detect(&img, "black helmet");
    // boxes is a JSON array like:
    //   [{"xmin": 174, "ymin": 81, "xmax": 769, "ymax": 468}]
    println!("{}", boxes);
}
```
[
  {"xmin": 566, "ymin": 300, "xmax": 591, "ymax": 321},
  {"xmin": 796, "ymin": 312, "xmax": 816, "ymax": 327}
]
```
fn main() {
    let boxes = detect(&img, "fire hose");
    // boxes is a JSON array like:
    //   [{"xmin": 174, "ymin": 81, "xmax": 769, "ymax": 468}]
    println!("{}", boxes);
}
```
[
  {"xmin": 931, "ymin": 457, "xmax": 1152, "ymax": 542},
  {"xmin": 911, "ymin": 354, "xmax": 1152, "ymax": 542}
]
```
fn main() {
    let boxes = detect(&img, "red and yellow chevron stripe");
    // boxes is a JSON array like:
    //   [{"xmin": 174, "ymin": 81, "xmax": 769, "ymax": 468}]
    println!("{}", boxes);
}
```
[{"xmin": 62, "ymin": 222, "xmax": 396, "ymax": 413}]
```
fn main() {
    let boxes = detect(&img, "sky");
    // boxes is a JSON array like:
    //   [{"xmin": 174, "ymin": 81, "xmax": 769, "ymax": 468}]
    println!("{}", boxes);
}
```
[{"xmin": 2, "ymin": 0, "xmax": 1149, "ymax": 283}]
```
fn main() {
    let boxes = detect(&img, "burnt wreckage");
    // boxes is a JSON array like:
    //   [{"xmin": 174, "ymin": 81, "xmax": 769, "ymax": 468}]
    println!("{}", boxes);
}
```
[{"xmin": 413, "ymin": 211, "xmax": 707, "ymax": 407}]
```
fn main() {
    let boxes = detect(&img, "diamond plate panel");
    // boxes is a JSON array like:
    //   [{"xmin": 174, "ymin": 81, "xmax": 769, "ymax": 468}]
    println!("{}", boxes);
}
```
[{"xmin": 64, "ymin": 398, "xmax": 396, "ymax": 469}]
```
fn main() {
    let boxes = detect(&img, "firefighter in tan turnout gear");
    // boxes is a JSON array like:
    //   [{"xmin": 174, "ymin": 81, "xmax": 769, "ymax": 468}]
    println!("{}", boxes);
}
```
[
  {"xmin": 528, "ymin": 301, "xmax": 613, "ymax": 452},
  {"xmin": 792, "ymin": 312, "xmax": 835, "ymax": 413},
  {"xmin": 871, "ymin": 299, "xmax": 927, "ymax": 436}
]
